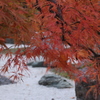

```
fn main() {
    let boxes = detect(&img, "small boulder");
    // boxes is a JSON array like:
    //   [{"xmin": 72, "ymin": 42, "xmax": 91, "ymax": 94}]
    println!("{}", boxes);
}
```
[
  {"xmin": 38, "ymin": 74, "xmax": 72, "ymax": 89},
  {"xmin": 0, "ymin": 75, "xmax": 15, "ymax": 85},
  {"xmin": 27, "ymin": 61, "xmax": 48, "ymax": 67},
  {"xmin": 5, "ymin": 38, "xmax": 14, "ymax": 44}
]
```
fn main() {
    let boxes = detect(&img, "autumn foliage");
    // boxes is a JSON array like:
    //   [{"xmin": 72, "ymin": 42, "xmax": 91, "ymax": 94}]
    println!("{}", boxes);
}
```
[
  {"xmin": 24, "ymin": 0, "xmax": 100, "ymax": 75},
  {"xmin": 0, "ymin": 0, "xmax": 100, "ymax": 98},
  {"xmin": 0, "ymin": 0, "xmax": 34, "ymax": 46}
]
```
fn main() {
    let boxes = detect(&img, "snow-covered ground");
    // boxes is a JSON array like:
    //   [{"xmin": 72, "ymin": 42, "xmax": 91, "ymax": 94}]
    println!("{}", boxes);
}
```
[
  {"xmin": 0, "ymin": 60, "xmax": 76, "ymax": 100},
  {"xmin": 5, "ymin": 44, "xmax": 28, "ymax": 49},
  {"xmin": 0, "ymin": 44, "xmax": 76, "ymax": 100},
  {"xmin": 0, "ymin": 67, "xmax": 76, "ymax": 100}
]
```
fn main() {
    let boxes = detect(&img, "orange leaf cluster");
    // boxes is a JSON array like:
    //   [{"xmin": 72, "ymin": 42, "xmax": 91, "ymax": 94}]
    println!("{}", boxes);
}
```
[{"xmin": 0, "ymin": 1, "xmax": 100, "ymax": 95}]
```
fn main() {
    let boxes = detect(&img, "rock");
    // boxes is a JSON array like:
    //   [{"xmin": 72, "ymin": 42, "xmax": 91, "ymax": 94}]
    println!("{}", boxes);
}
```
[
  {"xmin": 5, "ymin": 38, "xmax": 14, "ymax": 44},
  {"xmin": 27, "ymin": 61, "xmax": 56, "ymax": 68},
  {"xmin": 0, "ymin": 75, "xmax": 15, "ymax": 85},
  {"xmin": 27, "ymin": 61, "xmax": 48, "ymax": 67},
  {"xmin": 32, "ymin": 61, "xmax": 48, "ymax": 67},
  {"xmin": 38, "ymin": 74, "xmax": 72, "ymax": 88},
  {"xmin": 27, "ymin": 62, "xmax": 35, "ymax": 66}
]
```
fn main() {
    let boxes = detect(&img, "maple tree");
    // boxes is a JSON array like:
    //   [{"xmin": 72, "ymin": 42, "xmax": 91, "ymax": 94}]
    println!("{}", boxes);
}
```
[{"xmin": 0, "ymin": 0, "xmax": 100, "ymax": 99}]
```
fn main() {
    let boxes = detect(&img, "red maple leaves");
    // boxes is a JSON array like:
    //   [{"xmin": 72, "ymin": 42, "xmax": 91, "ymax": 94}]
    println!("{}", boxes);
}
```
[{"xmin": 0, "ymin": 0, "xmax": 99, "ymax": 87}]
